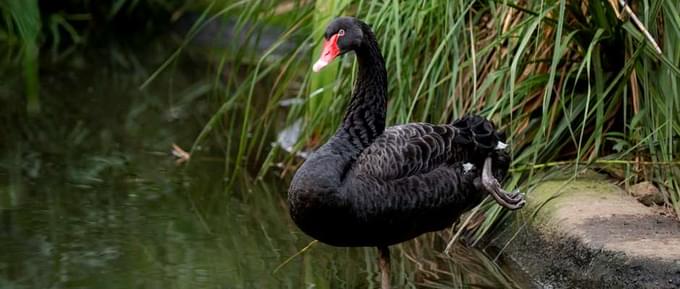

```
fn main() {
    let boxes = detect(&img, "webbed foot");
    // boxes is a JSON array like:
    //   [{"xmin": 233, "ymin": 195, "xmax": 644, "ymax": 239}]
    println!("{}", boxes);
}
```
[{"xmin": 481, "ymin": 157, "xmax": 525, "ymax": 210}]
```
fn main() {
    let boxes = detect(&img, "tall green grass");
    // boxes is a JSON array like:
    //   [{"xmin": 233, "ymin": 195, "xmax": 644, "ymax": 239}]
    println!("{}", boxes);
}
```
[
  {"xmin": 2, "ymin": 0, "xmax": 40, "ymax": 113},
  {"xmin": 0, "ymin": 0, "xmax": 195, "ymax": 113},
  {"xmin": 187, "ymin": 0, "xmax": 679, "ymax": 241}
]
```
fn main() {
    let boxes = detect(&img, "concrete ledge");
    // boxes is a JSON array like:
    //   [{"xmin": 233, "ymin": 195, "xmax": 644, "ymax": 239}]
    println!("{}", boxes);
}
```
[{"xmin": 499, "ymin": 175, "xmax": 680, "ymax": 289}]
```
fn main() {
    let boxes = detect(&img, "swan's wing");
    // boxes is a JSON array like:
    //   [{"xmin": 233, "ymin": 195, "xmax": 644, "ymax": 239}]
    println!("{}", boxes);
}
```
[
  {"xmin": 349, "ymin": 116, "xmax": 506, "ymax": 181},
  {"xmin": 338, "ymin": 164, "xmax": 481, "ymax": 245},
  {"xmin": 349, "ymin": 123, "xmax": 459, "ymax": 180},
  {"xmin": 302, "ymin": 116, "xmax": 510, "ymax": 245}
]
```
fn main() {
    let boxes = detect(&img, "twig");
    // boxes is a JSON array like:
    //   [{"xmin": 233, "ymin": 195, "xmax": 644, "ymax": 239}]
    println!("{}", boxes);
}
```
[
  {"xmin": 611, "ymin": 0, "xmax": 663, "ymax": 55},
  {"xmin": 171, "ymin": 143, "xmax": 191, "ymax": 164},
  {"xmin": 272, "ymin": 240, "xmax": 318, "ymax": 274},
  {"xmin": 444, "ymin": 200, "xmax": 483, "ymax": 254}
]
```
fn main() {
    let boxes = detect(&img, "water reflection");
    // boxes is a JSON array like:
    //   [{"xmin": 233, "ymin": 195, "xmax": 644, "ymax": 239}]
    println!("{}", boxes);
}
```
[{"xmin": 0, "ymin": 38, "xmax": 531, "ymax": 289}]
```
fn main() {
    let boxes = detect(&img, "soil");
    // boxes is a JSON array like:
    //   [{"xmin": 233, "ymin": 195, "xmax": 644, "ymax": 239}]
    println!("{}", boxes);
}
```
[
  {"xmin": 502, "ymin": 227, "xmax": 680, "ymax": 289},
  {"xmin": 496, "ymin": 175, "xmax": 680, "ymax": 289}
]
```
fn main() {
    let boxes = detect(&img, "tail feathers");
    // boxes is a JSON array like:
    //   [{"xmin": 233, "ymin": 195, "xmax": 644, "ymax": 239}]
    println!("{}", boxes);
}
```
[
  {"xmin": 451, "ymin": 115, "xmax": 510, "ymax": 180},
  {"xmin": 451, "ymin": 115, "xmax": 505, "ymax": 150}
]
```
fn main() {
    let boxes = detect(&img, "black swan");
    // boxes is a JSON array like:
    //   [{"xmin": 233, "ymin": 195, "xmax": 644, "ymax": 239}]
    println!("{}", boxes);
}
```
[{"xmin": 288, "ymin": 17, "xmax": 525, "ymax": 289}]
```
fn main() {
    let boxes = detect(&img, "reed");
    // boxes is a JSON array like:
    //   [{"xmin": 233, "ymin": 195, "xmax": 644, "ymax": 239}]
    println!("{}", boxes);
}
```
[
  {"xmin": 2, "ymin": 0, "xmax": 40, "ymax": 113},
  {"xmin": 190, "ymin": 0, "xmax": 680, "ymax": 242},
  {"xmin": 4, "ymin": 0, "xmax": 676, "ymax": 257}
]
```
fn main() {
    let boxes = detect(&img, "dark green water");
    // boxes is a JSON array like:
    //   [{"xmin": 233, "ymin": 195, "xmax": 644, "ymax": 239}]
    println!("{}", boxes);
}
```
[{"xmin": 0, "ymin": 39, "xmax": 532, "ymax": 289}]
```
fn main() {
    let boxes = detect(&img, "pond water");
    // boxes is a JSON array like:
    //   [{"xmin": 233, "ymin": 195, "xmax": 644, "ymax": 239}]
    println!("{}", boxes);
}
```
[{"xmin": 0, "ymin": 37, "xmax": 533, "ymax": 289}]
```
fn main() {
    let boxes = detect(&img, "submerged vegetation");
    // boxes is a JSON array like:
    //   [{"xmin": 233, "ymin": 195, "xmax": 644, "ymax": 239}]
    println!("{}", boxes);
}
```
[{"xmin": 1, "ymin": 0, "xmax": 679, "ymax": 282}]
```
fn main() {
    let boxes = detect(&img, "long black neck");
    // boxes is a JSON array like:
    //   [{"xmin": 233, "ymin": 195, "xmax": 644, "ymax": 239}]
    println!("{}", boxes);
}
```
[
  {"xmin": 289, "ymin": 23, "xmax": 387, "ymax": 193},
  {"xmin": 338, "ymin": 25, "xmax": 387, "ymax": 151}
]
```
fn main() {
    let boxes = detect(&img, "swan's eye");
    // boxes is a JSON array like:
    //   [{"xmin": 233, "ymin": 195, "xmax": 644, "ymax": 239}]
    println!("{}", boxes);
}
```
[{"xmin": 338, "ymin": 29, "xmax": 345, "ymax": 37}]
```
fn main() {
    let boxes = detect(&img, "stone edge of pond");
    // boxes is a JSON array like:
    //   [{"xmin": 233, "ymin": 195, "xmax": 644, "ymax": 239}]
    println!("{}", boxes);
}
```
[{"xmin": 494, "ymin": 174, "xmax": 680, "ymax": 289}]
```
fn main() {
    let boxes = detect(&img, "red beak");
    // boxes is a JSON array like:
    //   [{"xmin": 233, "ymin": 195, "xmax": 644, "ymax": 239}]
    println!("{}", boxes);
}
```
[{"xmin": 313, "ymin": 33, "xmax": 341, "ymax": 72}]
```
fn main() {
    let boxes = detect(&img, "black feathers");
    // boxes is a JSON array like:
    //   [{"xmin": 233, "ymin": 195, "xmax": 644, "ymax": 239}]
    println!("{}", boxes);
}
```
[{"xmin": 288, "ymin": 17, "xmax": 510, "ymax": 248}]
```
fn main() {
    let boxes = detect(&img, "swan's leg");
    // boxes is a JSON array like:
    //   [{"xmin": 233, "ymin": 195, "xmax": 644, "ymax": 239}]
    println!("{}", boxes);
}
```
[
  {"xmin": 378, "ymin": 246, "xmax": 391, "ymax": 289},
  {"xmin": 508, "ymin": 188, "xmax": 522, "ymax": 200},
  {"xmin": 481, "ymin": 157, "xmax": 524, "ymax": 208},
  {"xmin": 481, "ymin": 157, "xmax": 526, "ymax": 210}
]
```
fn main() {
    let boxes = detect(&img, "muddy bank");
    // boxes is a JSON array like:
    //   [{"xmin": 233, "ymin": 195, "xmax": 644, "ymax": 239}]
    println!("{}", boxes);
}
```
[{"xmin": 498, "ymin": 174, "xmax": 680, "ymax": 289}]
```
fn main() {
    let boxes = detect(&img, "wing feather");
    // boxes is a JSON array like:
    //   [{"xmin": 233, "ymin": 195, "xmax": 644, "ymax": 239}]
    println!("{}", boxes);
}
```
[{"xmin": 349, "ymin": 123, "xmax": 461, "ymax": 180}]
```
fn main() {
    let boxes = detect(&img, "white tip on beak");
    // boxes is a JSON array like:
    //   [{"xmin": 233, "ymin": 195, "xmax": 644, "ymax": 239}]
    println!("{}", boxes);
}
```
[{"xmin": 312, "ymin": 59, "xmax": 328, "ymax": 72}]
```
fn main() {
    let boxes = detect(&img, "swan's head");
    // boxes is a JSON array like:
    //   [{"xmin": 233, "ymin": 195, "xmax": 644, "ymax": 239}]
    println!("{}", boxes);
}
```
[{"xmin": 313, "ymin": 17, "xmax": 366, "ymax": 72}]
